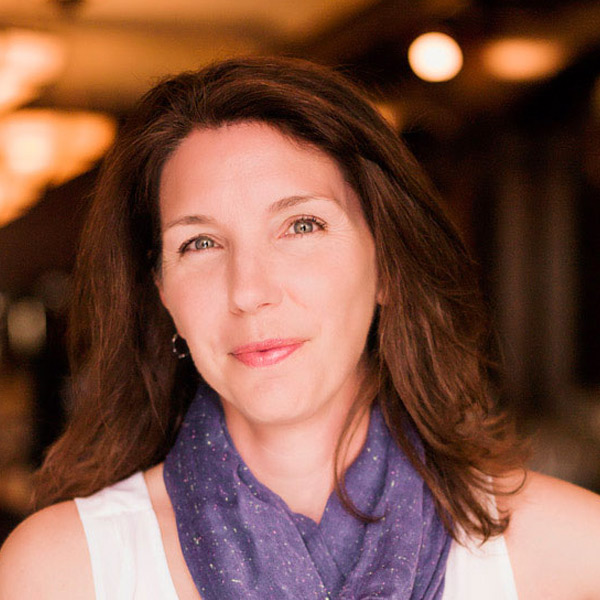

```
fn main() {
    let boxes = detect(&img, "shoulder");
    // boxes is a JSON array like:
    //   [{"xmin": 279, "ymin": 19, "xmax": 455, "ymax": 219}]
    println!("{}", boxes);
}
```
[
  {"xmin": 0, "ymin": 500, "xmax": 94, "ymax": 600},
  {"xmin": 498, "ymin": 471, "xmax": 600, "ymax": 600}
]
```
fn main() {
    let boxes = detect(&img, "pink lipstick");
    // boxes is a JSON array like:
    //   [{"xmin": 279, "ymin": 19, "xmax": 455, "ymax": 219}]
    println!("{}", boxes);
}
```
[{"xmin": 231, "ymin": 339, "xmax": 304, "ymax": 368}]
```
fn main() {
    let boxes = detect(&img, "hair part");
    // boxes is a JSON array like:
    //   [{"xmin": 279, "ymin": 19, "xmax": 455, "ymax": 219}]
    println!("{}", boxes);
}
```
[{"xmin": 34, "ymin": 56, "xmax": 525, "ymax": 541}]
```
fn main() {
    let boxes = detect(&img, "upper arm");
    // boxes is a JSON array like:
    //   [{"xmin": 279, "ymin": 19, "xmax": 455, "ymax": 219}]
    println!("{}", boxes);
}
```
[
  {"xmin": 500, "ymin": 471, "xmax": 600, "ymax": 600},
  {"xmin": 0, "ymin": 501, "xmax": 94, "ymax": 600}
]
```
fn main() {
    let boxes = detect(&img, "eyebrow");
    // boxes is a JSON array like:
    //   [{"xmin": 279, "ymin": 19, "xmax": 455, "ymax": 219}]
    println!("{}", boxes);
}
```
[{"xmin": 163, "ymin": 194, "xmax": 341, "ymax": 231}]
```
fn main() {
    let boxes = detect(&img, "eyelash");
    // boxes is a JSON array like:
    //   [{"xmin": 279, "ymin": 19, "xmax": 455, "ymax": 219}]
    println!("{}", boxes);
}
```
[{"xmin": 177, "ymin": 215, "xmax": 327, "ymax": 255}]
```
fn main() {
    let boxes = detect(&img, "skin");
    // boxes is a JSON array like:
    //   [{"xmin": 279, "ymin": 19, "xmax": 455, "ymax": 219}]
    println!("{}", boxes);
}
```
[
  {"xmin": 1, "ymin": 123, "xmax": 600, "ymax": 599},
  {"xmin": 157, "ymin": 122, "xmax": 378, "ymax": 520}
]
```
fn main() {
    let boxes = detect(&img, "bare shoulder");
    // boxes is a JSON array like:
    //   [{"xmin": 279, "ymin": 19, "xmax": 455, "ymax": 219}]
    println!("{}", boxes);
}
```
[
  {"xmin": 0, "ymin": 500, "xmax": 94, "ymax": 600},
  {"xmin": 497, "ymin": 471, "xmax": 600, "ymax": 600}
]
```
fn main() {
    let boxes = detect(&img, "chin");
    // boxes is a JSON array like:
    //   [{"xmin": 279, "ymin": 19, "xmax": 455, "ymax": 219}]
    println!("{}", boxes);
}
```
[{"xmin": 223, "ymin": 383, "xmax": 321, "ymax": 427}]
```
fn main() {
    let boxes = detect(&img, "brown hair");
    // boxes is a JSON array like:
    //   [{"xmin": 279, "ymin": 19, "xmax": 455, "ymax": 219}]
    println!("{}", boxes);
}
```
[{"xmin": 34, "ymin": 56, "xmax": 524, "ymax": 540}]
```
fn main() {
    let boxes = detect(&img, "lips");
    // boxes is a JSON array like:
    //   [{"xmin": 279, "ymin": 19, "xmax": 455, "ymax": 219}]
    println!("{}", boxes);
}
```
[{"xmin": 231, "ymin": 338, "xmax": 305, "ymax": 368}]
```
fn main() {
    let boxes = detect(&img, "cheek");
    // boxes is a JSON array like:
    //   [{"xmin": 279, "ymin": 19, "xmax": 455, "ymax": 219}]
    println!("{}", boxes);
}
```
[
  {"xmin": 297, "ymin": 243, "xmax": 378, "ymax": 324},
  {"xmin": 159, "ymin": 272, "xmax": 222, "ymax": 341}
]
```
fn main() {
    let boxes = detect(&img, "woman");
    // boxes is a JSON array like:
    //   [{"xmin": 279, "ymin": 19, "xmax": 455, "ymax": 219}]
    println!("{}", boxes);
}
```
[{"xmin": 1, "ymin": 57, "xmax": 599, "ymax": 599}]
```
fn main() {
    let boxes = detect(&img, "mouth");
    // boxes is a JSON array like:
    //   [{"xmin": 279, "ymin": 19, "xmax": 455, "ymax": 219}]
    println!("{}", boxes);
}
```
[{"xmin": 230, "ymin": 338, "xmax": 305, "ymax": 368}]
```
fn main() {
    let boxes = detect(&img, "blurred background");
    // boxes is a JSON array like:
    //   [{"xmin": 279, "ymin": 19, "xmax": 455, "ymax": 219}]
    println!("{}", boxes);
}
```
[{"xmin": 0, "ymin": 0, "xmax": 598, "ymax": 543}]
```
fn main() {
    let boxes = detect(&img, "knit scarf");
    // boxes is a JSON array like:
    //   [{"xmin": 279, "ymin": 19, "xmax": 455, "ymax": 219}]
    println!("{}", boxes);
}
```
[{"xmin": 164, "ymin": 384, "xmax": 451, "ymax": 599}]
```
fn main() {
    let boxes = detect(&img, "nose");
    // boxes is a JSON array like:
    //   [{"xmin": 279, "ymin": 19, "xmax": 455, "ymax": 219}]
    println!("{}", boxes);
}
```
[{"xmin": 227, "ymin": 245, "xmax": 283, "ymax": 315}]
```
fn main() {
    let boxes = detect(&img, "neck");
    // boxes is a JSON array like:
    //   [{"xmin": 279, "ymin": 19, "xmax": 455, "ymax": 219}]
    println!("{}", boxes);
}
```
[{"xmin": 223, "ymin": 399, "xmax": 370, "ymax": 524}]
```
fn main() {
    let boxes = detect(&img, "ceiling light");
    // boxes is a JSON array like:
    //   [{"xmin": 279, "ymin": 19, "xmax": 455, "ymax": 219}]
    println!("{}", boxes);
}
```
[
  {"xmin": 0, "ymin": 73, "xmax": 36, "ymax": 114},
  {"xmin": 0, "ymin": 29, "xmax": 65, "ymax": 112},
  {"xmin": 0, "ymin": 171, "xmax": 40, "ymax": 227},
  {"xmin": 408, "ymin": 32, "xmax": 463, "ymax": 83},
  {"xmin": 0, "ymin": 110, "xmax": 116, "ymax": 226},
  {"xmin": 50, "ymin": 111, "xmax": 116, "ymax": 185},
  {"xmin": 0, "ymin": 29, "xmax": 65, "ymax": 87},
  {"xmin": 2, "ymin": 116, "xmax": 55, "ymax": 177},
  {"xmin": 482, "ymin": 38, "xmax": 565, "ymax": 81}
]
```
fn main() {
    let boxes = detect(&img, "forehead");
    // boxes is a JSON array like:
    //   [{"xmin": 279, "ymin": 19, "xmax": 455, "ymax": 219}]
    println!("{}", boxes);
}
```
[{"xmin": 158, "ymin": 122, "xmax": 359, "ymax": 217}]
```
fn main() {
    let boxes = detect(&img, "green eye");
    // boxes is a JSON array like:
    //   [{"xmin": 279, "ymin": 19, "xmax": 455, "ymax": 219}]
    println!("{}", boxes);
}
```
[
  {"xmin": 178, "ymin": 236, "xmax": 217, "ymax": 254},
  {"xmin": 293, "ymin": 220, "xmax": 315, "ymax": 234},
  {"xmin": 194, "ymin": 237, "xmax": 215, "ymax": 250},
  {"xmin": 290, "ymin": 216, "xmax": 325, "ymax": 236}
]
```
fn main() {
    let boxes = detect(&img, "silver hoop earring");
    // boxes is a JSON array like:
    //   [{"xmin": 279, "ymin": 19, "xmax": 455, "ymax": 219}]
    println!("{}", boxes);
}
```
[{"xmin": 171, "ymin": 333, "xmax": 189, "ymax": 359}]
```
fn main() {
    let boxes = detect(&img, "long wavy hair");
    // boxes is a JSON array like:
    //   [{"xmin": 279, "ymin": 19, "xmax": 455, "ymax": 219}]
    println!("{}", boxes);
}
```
[{"xmin": 34, "ymin": 56, "xmax": 524, "ymax": 540}]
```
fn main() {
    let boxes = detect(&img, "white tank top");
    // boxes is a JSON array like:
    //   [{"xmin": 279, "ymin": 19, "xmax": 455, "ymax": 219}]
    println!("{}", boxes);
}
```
[{"xmin": 75, "ymin": 472, "xmax": 519, "ymax": 599}]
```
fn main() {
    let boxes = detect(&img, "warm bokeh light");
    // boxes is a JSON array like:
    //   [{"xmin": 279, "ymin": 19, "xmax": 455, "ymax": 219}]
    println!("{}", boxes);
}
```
[
  {"xmin": 0, "ymin": 29, "xmax": 65, "ymax": 87},
  {"xmin": 0, "ymin": 110, "xmax": 116, "ymax": 226},
  {"xmin": 50, "ymin": 111, "xmax": 117, "ymax": 185},
  {"xmin": 482, "ymin": 38, "xmax": 565, "ymax": 81},
  {"xmin": 7, "ymin": 297, "xmax": 46, "ymax": 357},
  {"xmin": 0, "ymin": 72, "xmax": 36, "ymax": 114},
  {"xmin": 408, "ymin": 32, "xmax": 463, "ymax": 82},
  {"xmin": 2, "ymin": 116, "xmax": 55, "ymax": 177},
  {"xmin": 0, "ymin": 29, "xmax": 65, "ymax": 112},
  {"xmin": 0, "ymin": 171, "xmax": 39, "ymax": 227}
]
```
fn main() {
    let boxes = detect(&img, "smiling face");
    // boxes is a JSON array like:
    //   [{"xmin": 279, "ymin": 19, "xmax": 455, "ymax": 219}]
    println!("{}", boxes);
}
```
[{"xmin": 157, "ymin": 122, "xmax": 379, "ymax": 429}]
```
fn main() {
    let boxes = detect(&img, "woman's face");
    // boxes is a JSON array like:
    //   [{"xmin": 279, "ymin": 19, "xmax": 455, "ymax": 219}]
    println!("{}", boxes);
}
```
[{"xmin": 158, "ymin": 122, "xmax": 379, "ymax": 427}]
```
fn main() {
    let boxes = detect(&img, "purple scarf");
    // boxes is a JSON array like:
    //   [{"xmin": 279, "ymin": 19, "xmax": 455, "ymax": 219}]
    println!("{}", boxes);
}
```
[{"xmin": 164, "ymin": 384, "xmax": 451, "ymax": 599}]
